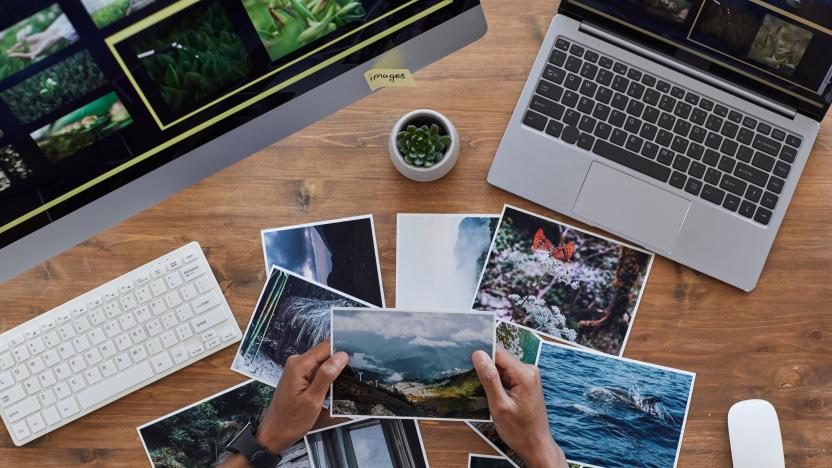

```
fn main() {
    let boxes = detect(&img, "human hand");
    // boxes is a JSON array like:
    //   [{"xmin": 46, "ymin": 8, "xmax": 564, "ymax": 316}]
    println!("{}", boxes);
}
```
[
  {"xmin": 255, "ymin": 341, "xmax": 348, "ymax": 454},
  {"xmin": 472, "ymin": 347, "xmax": 567, "ymax": 468}
]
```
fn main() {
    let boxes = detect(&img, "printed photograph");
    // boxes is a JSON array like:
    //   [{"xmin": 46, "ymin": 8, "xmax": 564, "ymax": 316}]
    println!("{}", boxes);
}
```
[
  {"xmin": 232, "ymin": 266, "xmax": 373, "ymax": 389},
  {"xmin": 82, "ymin": 0, "xmax": 160, "ymax": 29},
  {"xmin": 131, "ymin": 0, "xmax": 251, "ymax": 117},
  {"xmin": 396, "ymin": 214, "xmax": 498, "ymax": 309},
  {"xmin": 0, "ymin": 50, "xmax": 107, "ymax": 124},
  {"xmin": 496, "ymin": 321, "xmax": 541, "ymax": 365},
  {"xmin": 747, "ymin": 14, "xmax": 813, "ymax": 76},
  {"xmin": 138, "ymin": 379, "xmax": 311, "ymax": 468},
  {"xmin": 0, "ymin": 4, "xmax": 78, "ymax": 82},
  {"xmin": 0, "ymin": 144, "xmax": 33, "ymax": 180},
  {"xmin": 241, "ymin": 0, "xmax": 367, "ymax": 63},
  {"xmin": 469, "ymin": 454, "xmax": 515, "ymax": 468},
  {"xmin": 331, "ymin": 308, "xmax": 495, "ymax": 421},
  {"xmin": 30, "ymin": 91, "xmax": 134, "ymax": 163},
  {"xmin": 644, "ymin": 0, "xmax": 691, "ymax": 24},
  {"xmin": 468, "ymin": 422, "xmax": 526, "ymax": 468},
  {"xmin": 305, "ymin": 418, "xmax": 428, "ymax": 468},
  {"xmin": 538, "ymin": 342, "xmax": 695, "ymax": 468},
  {"xmin": 262, "ymin": 215, "xmax": 385, "ymax": 307},
  {"xmin": 0, "ymin": 170, "xmax": 9, "ymax": 192},
  {"xmin": 473, "ymin": 205, "xmax": 653, "ymax": 356}
]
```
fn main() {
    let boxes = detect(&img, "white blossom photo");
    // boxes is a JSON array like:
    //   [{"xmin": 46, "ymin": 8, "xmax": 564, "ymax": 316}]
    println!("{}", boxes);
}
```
[{"xmin": 472, "ymin": 205, "xmax": 654, "ymax": 356}]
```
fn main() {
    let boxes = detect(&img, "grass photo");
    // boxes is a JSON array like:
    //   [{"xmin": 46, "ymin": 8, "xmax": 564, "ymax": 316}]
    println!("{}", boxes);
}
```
[
  {"xmin": 396, "ymin": 214, "xmax": 498, "ymax": 309},
  {"xmin": 747, "ymin": 14, "xmax": 813, "ymax": 76},
  {"xmin": 305, "ymin": 418, "xmax": 428, "ymax": 468},
  {"xmin": 30, "ymin": 91, "xmax": 133, "ymax": 163},
  {"xmin": 0, "ymin": 50, "xmax": 107, "ymax": 124},
  {"xmin": 232, "ymin": 266, "xmax": 372, "ymax": 389},
  {"xmin": 496, "ymin": 321, "xmax": 541, "ymax": 365},
  {"xmin": 82, "ymin": 0, "xmax": 160, "ymax": 29},
  {"xmin": 469, "ymin": 454, "xmax": 515, "ymax": 468},
  {"xmin": 473, "ymin": 205, "xmax": 653, "ymax": 356},
  {"xmin": 132, "ymin": 1, "xmax": 251, "ymax": 116},
  {"xmin": 241, "ymin": 0, "xmax": 367, "ymax": 63},
  {"xmin": 138, "ymin": 380, "xmax": 311, "ymax": 468},
  {"xmin": 331, "ymin": 308, "xmax": 495, "ymax": 421},
  {"xmin": 538, "ymin": 342, "xmax": 694, "ymax": 467},
  {"xmin": 262, "ymin": 215, "xmax": 385, "ymax": 307},
  {"xmin": 0, "ymin": 4, "xmax": 78, "ymax": 82}
]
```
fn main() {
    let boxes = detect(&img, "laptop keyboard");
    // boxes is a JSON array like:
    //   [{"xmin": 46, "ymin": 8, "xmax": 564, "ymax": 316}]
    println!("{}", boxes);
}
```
[{"xmin": 522, "ymin": 37, "xmax": 804, "ymax": 226}]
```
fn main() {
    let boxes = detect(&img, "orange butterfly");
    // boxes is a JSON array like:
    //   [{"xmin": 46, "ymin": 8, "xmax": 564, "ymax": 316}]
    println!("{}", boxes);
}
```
[{"xmin": 531, "ymin": 228, "xmax": 575, "ymax": 262}]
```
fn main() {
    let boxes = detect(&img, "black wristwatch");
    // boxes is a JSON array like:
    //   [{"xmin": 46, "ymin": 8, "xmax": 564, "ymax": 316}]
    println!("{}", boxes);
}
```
[{"xmin": 226, "ymin": 421, "xmax": 282, "ymax": 468}]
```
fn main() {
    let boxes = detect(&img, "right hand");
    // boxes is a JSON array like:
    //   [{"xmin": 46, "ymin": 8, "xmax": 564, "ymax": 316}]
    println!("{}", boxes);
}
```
[{"xmin": 472, "ymin": 346, "xmax": 568, "ymax": 468}]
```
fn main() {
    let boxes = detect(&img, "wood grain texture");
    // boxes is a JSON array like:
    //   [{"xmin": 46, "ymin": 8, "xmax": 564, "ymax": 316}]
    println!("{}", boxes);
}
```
[{"xmin": 1, "ymin": 0, "xmax": 831, "ymax": 465}]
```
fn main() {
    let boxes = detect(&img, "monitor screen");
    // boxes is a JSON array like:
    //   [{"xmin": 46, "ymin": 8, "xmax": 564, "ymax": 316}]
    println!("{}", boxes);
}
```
[
  {"xmin": 566, "ymin": 0, "xmax": 832, "ymax": 113},
  {"xmin": 0, "ymin": 0, "xmax": 472, "ymax": 250}
]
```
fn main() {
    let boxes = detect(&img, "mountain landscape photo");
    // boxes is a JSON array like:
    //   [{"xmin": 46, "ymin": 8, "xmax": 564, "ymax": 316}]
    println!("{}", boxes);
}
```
[{"xmin": 331, "ymin": 309, "xmax": 494, "ymax": 420}]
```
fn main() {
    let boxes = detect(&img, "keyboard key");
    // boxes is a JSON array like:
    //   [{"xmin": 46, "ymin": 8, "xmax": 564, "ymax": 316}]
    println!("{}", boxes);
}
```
[
  {"xmin": 752, "ymin": 152, "xmax": 775, "ymax": 172},
  {"xmin": 705, "ymin": 132, "xmax": 723, "ymax": 150},
  {"xmin": 699, "ymin": 98, "xmax": 714, "ymax": 111},
  {"xmin": 761, "ymin": 191, "xmax": 779, "ymax": 210},
  {"xmin": 753, "ymin": 134, "xmax": 781, "ymax": 157},
  {"xmin": 150, "ymin": 352, "xmax": 174, "ymax": 374},
  {"xmin": 42, "ymin": 406, "xmax": 60, "ymax": 426},
  {"xmin": 735, "ymin": 163, "xmax": 768, "ymax": 187},
  {"xmin": 723, "ymin": 194, "xmax": 741, "ymax": 212},
  {"xmin": 160, "ymin": 331, "xmax": 178, "ymax": 349},
  {"xmin": 773, "ymin": 161, "xmax": 791, "ymax": 179},
  {"xmin": 720, "ymin": 175, "xmax": 747, "ymax": 197},
  {"xmin": 76, "ymin": 362, "xmax": 154, "ymax": 410},
  {"xmin": 7, "ymin": 396, "xmax": 40, "ymax": 422},
  {"xmin": 129, "ymin": 346, "xmax": 148, "ymax": 363},
  {"xmin": 599, "ymin": 56, "xmax": 613, "ymax": 69},
  {"xmin": 767, "ymin": 177, "xmax": 785, "ymax": 194},
  {"xmin": 119, "ymin": 294, "xmax": 138, "ymax": 311},
  {"xmin": 0, "ymin": 384, "xmax": 26, "ymax": 407},
  {"xmin": 565, "ymin": 56, "xmax": 581, "ymax": 73},
  {"xmin": 577, "ymin": 132, "xmax": 595, "ymax": 151},
  {"xmin": 705, "ymin": 114, "xmax": 723, "ymax": 132},
  {"xmin": 546, "ymin": 120, "xmax": 564, "ymax": 138},
  {"xmin": 705, "ymin": 168, "xmax": 721, "ymax": 185},
  {"xmin": 523, "ymin": 111, "xmax": 549, "ymax": 131},
  {"xmin": 562, "ymin": 125, "xmax": 580, "ymax": 144},
  {"xmin": 569, "ymin": 43, "xmax": 584, "ymax": 57},
  {"xmin": 555, "ymin": 38, "xmax": 570, "ymax": 51},
  {"xmin": 585, "ymin": 50, "xmax": 599, "ymax": 63},
  {"xmin": 171, "ymin": 346, "xmax": 188, "ymax": 365},
  {"xmin": 718, "ymin": 156, "xmax": 736, "ymax": 173},
  {"xmin": 114, "ymin": 353, "xmax": 132, "ymax": 371},
  {"xmin": 175, "ymin": 324, "xmax": 194, "ymax": 341},
  {"xmin": 536, "ymin": 81, "xmax": 564, "ymax": 102},
  {"xmin": 684, "ymin": 177, "xmax": 702, "ymax": 195},
  {"xmin": 549, "ymin": 49, "xmax": 567, "ymax": 67},
  {"xmin": 191, "ymin": 308, "xmax": 229, "ymax": 334},
  {"xmin": 564, "ymin": 73, "xmax": 581, "ymax": 91},
  {"xmin": 57, "ymin": 397, "xmax": 80, "ymax": 418},
  {"xmin": 672, "ymin": 154, "xmax": 691, "ymax": 172},
  {"xmin": 737, "ymin": 128, "xmax": 753, "ymax": 145},
  {"xmin": 745, "ymin": 185, "xmax": 763, "ymax": 203},
  {"xmin": 714, "ymin": 104, "xmax": 728, "ymax": 117},
  {"xmin": 728, "ymin": 111, "xmax": 742, "ymax": 123},
  {"xmin": 779, "ymin": 145, "xmax": 797, "ymax": 163},
  {"xmin": 701, "ymin": 184, "xmax": 725, "ymax": 205},
  {"xmin": 755, "ymin": 207, "xmax": 773, "ymax": 225},
  {"xmin": 593, "ymin": 139, "xmax": 671, "ymax": 182},
  {"xmin": 737, "ymin": 145, "xmax": 754, "ymax": 163},
  {"xmin": 670, "ymin": 86, "xmax": 685, "ymax": 99},
  {"xmin": 785, "ymin": 134, "xmax": 802, "ymax": 148},
  {"xmin": 543, "ymin": 65, "xmax": 566, "ymax": 85},
  {"xmin": 688, "ymin": 161, "xmax": 706, "ymax": 179},
  {"xmin": 770, "ymin": 128, "xmax": 786, "ymax": 141},
  {"xmin": 83, "ymin": 367, "xmax": 102, "ymax": 385},
  {"xmin": 657, "ymin": 148, "xmax": 674, "ymax": 166},
  {"xmin": 643, "ymin": 106, "xmax": 660, "ymax": 124}
]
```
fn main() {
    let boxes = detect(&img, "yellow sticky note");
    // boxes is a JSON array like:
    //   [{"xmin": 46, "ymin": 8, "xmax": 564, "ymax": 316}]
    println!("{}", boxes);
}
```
[{"xmin": 364, "ymin": 68, "xmax": 416, "ymax": 91}]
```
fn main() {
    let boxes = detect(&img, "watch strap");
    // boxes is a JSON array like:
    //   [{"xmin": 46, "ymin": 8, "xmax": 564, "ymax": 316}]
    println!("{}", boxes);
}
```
[{"xmin": 226, "ymin": 421, "xmax": 282, "ymax": 468}]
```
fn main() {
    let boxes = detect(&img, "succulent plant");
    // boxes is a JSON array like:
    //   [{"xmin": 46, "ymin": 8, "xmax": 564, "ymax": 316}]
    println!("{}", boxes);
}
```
[{"xmin": 396, "ymin": 123, "xmax": 452, "ymax": 167}]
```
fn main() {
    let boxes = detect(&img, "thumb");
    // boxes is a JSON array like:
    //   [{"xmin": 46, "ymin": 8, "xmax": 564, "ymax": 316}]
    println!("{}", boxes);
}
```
[
  {"xmin": 307, "ymin": 352, "xmax": 349, "ymax": 400},
  {"xmin": 472, "ymin": 350, "xmax": 511, "ymax": 412}
]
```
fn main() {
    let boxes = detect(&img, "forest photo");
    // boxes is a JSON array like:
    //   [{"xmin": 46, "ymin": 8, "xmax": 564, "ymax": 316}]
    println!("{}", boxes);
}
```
[
  {"xmin": 232, "ymin": 266, "xmax": 372, "ymax": 389},
  {"xmin": 331, "ymin": 308, "xmax": 494, "ymax": 421},
  {"xmin": 138, "ymin": 380, "xmax": 311, "ymax": 468},
  {"xmin": 473, "ymin": 206, "xmax": 653, "ymax": 356}
]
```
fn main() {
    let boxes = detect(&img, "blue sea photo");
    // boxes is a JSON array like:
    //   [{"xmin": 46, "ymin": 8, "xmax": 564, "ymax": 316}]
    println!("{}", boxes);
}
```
[{"xmin": 538, "ymin": 343, "xmax": 694, "ymax": 467}]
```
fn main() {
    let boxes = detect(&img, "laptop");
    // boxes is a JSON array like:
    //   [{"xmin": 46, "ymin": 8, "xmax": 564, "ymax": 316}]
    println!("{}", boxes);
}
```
[{"xmin": 489, "ymin": 0, "xmax": 831, "ymax": 291}]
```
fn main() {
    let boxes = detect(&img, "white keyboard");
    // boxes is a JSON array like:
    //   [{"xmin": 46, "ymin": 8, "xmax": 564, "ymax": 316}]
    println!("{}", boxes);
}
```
[{"xmin": 0, "ymin": 242, "xmax": 241, "ymax": 446}]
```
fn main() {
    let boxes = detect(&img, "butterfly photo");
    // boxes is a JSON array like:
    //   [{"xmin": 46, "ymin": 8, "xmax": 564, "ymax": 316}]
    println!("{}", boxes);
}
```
[{"xmin": 473, "ymin": 205, "xmax": 654, "ymax": 356}]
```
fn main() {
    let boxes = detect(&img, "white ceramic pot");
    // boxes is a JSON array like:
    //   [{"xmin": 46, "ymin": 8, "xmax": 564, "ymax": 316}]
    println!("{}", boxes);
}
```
[{"xmin": 389, "ymin": 109, "xmax": 459, "ymax": 182}]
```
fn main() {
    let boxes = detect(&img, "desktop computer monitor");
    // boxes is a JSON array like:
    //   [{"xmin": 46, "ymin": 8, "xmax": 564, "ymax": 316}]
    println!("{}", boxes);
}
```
[{"xmin": 0, "ymin": 0, "xmax": 486, "ymax": 283}]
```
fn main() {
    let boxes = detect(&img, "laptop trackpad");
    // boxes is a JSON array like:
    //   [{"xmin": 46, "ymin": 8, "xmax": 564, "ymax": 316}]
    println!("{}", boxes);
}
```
[{"xmin": 573, "ymin": 163, "xmax": 690, "ymax": 253}]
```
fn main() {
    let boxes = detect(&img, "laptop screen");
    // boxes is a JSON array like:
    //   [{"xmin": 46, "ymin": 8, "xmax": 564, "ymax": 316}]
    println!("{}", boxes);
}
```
[{"xmin": 567, "ymin": 0, "xmax": 832, "ymax": 113}]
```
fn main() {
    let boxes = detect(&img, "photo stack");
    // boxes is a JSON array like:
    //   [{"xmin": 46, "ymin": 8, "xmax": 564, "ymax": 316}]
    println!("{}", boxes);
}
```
[{"xmin": 135, "ymin": 206, "xmax": 695, "ymax": 468}]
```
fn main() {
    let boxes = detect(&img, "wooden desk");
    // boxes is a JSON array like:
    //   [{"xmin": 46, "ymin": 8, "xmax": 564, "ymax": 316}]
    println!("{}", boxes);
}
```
[{"xmin": 2, "ymin": 0, "xmax": 831, "ymax": 465}]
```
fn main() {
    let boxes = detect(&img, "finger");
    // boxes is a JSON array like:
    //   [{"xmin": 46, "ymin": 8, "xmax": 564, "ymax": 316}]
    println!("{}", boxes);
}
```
[
  {"xmin": 304, "ymin": 340, "xmax": 334, "ymax": 365},
  {"xmin": 493, "ymin": 345, "xmax": 528, "ymax": 385},
  {"xmin": 307, "ymin": 352, "xmax": 349, "ymax": 400},
  {"xmin": 472, "ymin": 350, "xmax": 511, "ymax": 411}
]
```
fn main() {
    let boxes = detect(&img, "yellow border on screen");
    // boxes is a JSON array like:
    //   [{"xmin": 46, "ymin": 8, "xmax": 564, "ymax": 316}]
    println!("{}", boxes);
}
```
[{"xmin": 0, "ymin": 0, "xmax": 453, "ymax": 237}]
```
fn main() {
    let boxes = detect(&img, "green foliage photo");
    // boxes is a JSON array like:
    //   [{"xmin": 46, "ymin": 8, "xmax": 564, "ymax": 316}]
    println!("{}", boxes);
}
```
[
  {"xmin": 82, "ymin": 0, "xmax": 160, "ymax": 29},
  {"xmin": 140, "ymin": 381, "xmax": 274, "ymax": 467},
  {"xmin": 134, "ymin": 2, "xmax": 251, "ymax": 116},
  {"xmin": 242, "ymin": 0, "xmax": 366, "ymax": 62},
  {"xmin": 0, "ymin": 5, "xmax": 77, "ymax": 81},
  {"xmin": 31, "ymin": 91, "xmax": 133, "ymax": 163},
  {"xmin": 1, "ymin": 50, "xmax": 107, "ymax": 124}
]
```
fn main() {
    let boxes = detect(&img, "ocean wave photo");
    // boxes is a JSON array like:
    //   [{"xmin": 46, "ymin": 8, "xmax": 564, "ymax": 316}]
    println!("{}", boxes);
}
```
[{"xmin": 538, "ymin": 343, "xmax": 694, "ymax": 467}]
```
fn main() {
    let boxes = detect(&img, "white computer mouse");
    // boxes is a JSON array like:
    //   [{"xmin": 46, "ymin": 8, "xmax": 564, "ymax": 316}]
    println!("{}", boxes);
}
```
[{"xmin": 728, "ymin": 399, "xmax": 785, "ymax": 468}]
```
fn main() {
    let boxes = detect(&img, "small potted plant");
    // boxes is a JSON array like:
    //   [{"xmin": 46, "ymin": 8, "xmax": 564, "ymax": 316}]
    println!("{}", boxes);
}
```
[{"xmin": 389, "ymin": 109, "xmax": 459, "ymax": 182}]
